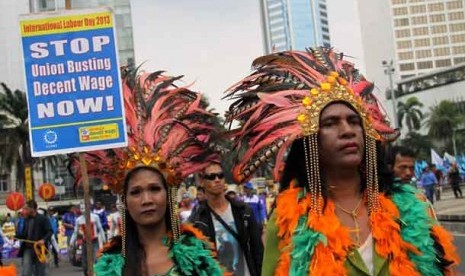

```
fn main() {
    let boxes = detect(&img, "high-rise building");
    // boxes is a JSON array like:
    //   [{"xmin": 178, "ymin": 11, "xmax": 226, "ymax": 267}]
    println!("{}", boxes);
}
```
[
  {"xmin": 357, "ymin": 0, "xmax": 465, "ymax": 135},
  {"xmin": 391, "ymin": 0, "xmax": 465, "ymax": 79},
  {"xmin": 260, "ymin": 0, "xmax": 331, "ymax": 54}
]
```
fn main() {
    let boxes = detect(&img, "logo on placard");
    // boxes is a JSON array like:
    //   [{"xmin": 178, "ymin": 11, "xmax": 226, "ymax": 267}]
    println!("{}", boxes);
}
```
[
  {"xmin": 80, "ymin": 128, "xmax": 90, "ymax": 141},
  {"xmin": 43, "ymin": 130, "xmax": 58, "ymax": 144}
]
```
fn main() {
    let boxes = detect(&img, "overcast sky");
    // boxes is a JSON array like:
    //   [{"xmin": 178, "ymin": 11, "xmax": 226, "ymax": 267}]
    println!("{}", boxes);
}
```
[{"xmin": 131, "ymin": 0, "xmax": 364, "ymax": 116}]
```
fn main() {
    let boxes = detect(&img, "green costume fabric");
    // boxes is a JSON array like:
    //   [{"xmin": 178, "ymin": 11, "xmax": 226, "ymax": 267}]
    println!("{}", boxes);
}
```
[
  {"xmin": 94, "ymin": 233, "xmax": 223, "ymax": 276},
  {"xmin": 261, "ymin": 183, "xmax": 455, "ymax": 276}
]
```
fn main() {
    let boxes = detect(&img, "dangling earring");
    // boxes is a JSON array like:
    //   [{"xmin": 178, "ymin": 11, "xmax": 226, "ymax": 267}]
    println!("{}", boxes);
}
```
[
  {"xmin": 119, "ymin": 194, "xmax": 127, "ymax": 258},
  {"xmin": 365, "ymin": 136, "xmax": 379, "ymax": 213},
  {"xmin": 303, "ymin": 135, "xmax": 323, "ymax": 215},
  {"xmin": 168, "ymin": 186, "xmax": 181, "ymax": 241}
]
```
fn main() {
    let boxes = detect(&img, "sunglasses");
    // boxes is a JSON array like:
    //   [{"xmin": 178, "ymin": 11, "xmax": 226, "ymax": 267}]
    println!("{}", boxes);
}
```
[{"xmin": 203, "ymin": 172, "xmax": 225, "ymax": 181}]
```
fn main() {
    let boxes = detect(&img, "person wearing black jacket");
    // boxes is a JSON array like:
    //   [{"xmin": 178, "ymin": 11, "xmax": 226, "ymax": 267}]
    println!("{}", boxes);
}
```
[
  {"xmin": 16, "ymin": 200, "xmax": 53, "ymax": 276},
  {"xmin": 189, "ymin": 162, "xmax": 263, "ymax": 276}
]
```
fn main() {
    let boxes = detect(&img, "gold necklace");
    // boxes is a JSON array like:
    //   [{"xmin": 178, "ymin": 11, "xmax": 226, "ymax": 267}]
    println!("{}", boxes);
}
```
[{"xmin": 335, "ymin": 197, "xmax": 363, "ymax": 247}]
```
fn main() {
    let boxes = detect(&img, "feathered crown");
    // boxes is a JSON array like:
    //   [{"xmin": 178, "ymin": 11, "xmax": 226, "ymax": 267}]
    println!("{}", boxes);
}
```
[
  {"xmin": 224, "ymin": 47, "xmax": 399, "ymax": 183},
  {"xmin": 71, "ymin": 69, "xmax": 219, "ymax": 194}
]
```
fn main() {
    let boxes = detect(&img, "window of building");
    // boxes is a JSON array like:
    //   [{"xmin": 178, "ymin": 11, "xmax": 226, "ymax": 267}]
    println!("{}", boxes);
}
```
[
  {"xmin": 430, "ymin": 14, "xmax": 446, "ymax": 22},
  {"xmin": 434, "ymin": 47, "xmax": 451, "ymax": 56},
  {"xmin": 393, "ymin": 7, "xmax": 409, "ymax": 15},
  {"xmin": 323, "ymin": 34, "xmax": 330, "ymax": 40},
  {"xmin": 450, "ymin": 23, "xmax": 465, "ymax": 32},
  {"xmin": 417, "ymin": 61, "xmax": 433, "ymax": 69},
  {"xmin": 400, "ymin": 63, "xmax": 415, "ymax": 71},
  {"xmin": 413, "ymin": 27, "xmax": 429, "ymax": 35},
  {"xmin": 454, "ymin": 56, "xmax": 465, "ymax": 64},
  {"xmin": 414, "ymin": 38, "xmax": 430, "ymax": 47},
  {"xmin": 392, "ymin": 0, "xmax": 407, "ymax": 4},
  {"xmin": 398, "ymin": 51, "xmax": 414, "ymax": 60},
  {"xmin": 433, "ymin": 36, "xmax": 449, "ymax": 45},
  {"xmin": 396, "ymin": 29, "xmax": 411, "ymax": 38},
  {"xmin": 321, "ymin": 19, "xmax": 328, "ymax": 25},
  {"xmin": 415, "ymin": 49, "xmax": 432, "ymax": 58},
  {"xmin": 412, "ymin": 16, "xmax": 428, "ymax": 25},
  {"xmin": 0, "ymin": 175, "xmax": 8, "ymax": 192},
  {"xmin": 431, "ymin": 25, "xmax": 447, "ymax": 34},
  {"xmin": 397, "ymin": 40, "xmax": 413, "ymax": 49},
  {"xmin": 410, "ymin": 5, "xmax": 427, "ymax": 14},
  {"xmin": 435, "ymin": 59, "xmax": 452, "ymax": 67},
  {"xmin": 451, "ymin": 34, "xmax": 465, "ymax": 43},
  {"xmin": 428, "ymin": 3, "xmax": 445, "ymax": 11},
  {"xmin": 322, "ymin": 27, "xmax": 329, "ymax": 32},
  {"xmin": 447, "ymin": 1, "xmax": 463, "ymax": 10},
  {"xmin": 395, "ymin": 18, "xmax": 410, "ymax": 26},
  {"xmin": 448, "ymin": 11, "xmax": 465, "ymax": 21},
  {"xmin": 453, "ymin": 45, "xmax": 465, "ymax": 54}
]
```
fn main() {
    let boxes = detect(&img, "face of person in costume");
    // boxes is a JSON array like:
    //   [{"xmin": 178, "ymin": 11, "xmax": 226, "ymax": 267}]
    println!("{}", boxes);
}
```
[
  {"xmin": 125, "ymin": 168, "xmax": 168, "ymax": 227},
  {"xmin": 393, "ymin": 154, "xmax": 415, "ymax": 183},
  {"xmin": 202, "ymin": 164, "xmax": 226, "ymax": 196},
  {"xmin": 318, "ymin": 103, "xmax": 364, "ymax": 169}
]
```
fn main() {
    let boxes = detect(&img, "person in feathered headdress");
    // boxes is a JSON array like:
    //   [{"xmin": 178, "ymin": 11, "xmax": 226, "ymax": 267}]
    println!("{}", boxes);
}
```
[
  {"xmin": 71, "ymin": 68, "xmax": 225, "ymax": 276},
  {"xmin": 225, "ymin": 47, "xmax": 460, "ymax": 275}
]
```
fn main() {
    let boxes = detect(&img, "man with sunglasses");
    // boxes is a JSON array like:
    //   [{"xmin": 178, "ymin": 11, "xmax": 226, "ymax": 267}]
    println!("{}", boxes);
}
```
[{"xmin": 189, "ymin": 162, "xmax": 263, "ymax": 276}]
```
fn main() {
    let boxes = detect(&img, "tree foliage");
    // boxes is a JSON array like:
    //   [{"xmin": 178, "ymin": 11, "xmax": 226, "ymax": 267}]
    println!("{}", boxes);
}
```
[{"xmin": 397, "ymin": 97, "xmax": 424, "ymax": 133}]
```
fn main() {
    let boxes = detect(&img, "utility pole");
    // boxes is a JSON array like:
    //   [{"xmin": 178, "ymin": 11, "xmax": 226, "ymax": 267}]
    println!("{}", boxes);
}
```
[{"xmin": 382, "ymin": 60, "xmax": 399, "ymax": 129}]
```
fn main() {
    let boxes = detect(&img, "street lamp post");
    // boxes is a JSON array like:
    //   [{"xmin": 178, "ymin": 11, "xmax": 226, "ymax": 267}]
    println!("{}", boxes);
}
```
[{"xmin": 382, "ymin": 60, "xmax": 399, "ymax": 129}]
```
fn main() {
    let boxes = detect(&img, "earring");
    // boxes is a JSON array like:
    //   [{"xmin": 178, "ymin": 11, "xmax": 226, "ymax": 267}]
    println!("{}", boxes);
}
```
[{"xmin": 303, "ymin": 135, "xmax": 322, "ymax": 215}]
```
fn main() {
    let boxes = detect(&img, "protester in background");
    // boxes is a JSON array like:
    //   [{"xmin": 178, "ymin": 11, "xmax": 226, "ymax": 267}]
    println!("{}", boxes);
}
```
[
  {"xmin": 190, "ymin": 162, "xmax": 263, "ymax": 275},
  {"xmin": 178, "ymin": 193, "xmax": 194, "ymax": 223},
  {"xmin": 47, "ymin": 207, "xmax": 60, "ymax": 267},
  {"xmin": 70, "ymin": 206, "xmax": 106, "ymax": 276},
  {"xmin": 15, "ymin": 200, "xmax": 52, "ymax": 276},
  {"xmin": 92, "ymin": 201, "xmax": 108, "ymax": 235},
  {"xmin": 108, "ymin": 204, "xmax": 121, "ymax": 239},
  {"xmin": 225, "ymin": 187, "xmax": 238, "ymax": 202},
  {"xmin": 242, "ymin": 182, "xmax": 266, "ymax": 230},
  {"xmin": 420, "ymin": 165, "xmax": 439, "ymax": 204},
  {"xmin": 449, "ymin": 162, "xmax": 463, "ymax": 198},
  {"xmin": 62, "ymin": 205, "xmax": 77, "ymax": 246},
  {"xmin": 196, "ymin": 186, "xmax": 206, "ymax": 204},
  {"xmin": 431, "ymin": 164, "xmax": 444, "ymax": 201},
  {"xmin": 387, "ymin": 146, "xmax": 416, "ymax": 185}
]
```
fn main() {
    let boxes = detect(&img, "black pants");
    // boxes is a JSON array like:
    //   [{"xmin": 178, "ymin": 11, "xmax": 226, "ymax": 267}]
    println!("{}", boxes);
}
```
[{"xmin": 452, "ymin": 184, "xmax": 463, "ymax": 198}]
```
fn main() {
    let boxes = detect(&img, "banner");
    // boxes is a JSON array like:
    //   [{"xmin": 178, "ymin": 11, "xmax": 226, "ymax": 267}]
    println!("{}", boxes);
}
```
[
  {"xmin": 20, "ymin": 8, "xmax": 127, "ymax": 157},
  {"xmin": 430, "ymin": 148, "xmax": 443, "ymax": 167}
]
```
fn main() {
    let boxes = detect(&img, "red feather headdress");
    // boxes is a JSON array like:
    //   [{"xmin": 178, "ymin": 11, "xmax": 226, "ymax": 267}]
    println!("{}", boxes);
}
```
[
  {"xmin": 70, "ymin": 69, "xmax": 219, "ymax": 193},
  {"xmin": 224, "ymin": 47, "xmax": 399, "ymax": 183}
]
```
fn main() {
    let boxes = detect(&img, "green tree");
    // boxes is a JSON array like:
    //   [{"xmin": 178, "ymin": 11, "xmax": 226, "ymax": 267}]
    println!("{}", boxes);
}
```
[
  {"xmin": 400, "ymin": 132, "xmax": 433, "ymax": 161},
  {"xmin": 397, "ymin": 96, "xmax": 424, "ymax": 133},
  {"xmin": 0, "ymin": 83, "xmax": 31, "ymax": 190},
  {"xmin": 426, "ymin": 100, "xmax": 464, "ymax": 153}
]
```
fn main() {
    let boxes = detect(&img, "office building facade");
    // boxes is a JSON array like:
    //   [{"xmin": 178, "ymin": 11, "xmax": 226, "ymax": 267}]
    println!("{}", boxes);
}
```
[{"xmin": 260, "ymin": 0, "xmax": 331, "ymax": 53}]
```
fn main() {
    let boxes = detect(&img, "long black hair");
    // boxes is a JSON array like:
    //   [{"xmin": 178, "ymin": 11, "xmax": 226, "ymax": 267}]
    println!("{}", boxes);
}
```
[{"xmin": 122, "ymin": 166, "xmax": 171, "ymax": 276}]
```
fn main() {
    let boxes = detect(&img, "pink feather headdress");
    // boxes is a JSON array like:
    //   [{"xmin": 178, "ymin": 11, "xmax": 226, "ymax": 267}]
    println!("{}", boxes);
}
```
[
  {"xmin": 70, "ymin": 69, "xmax": 219, "ymax": 193},
  {"xmin": 224, "ymin": 47, "xmax": 399, "ymax": 183}
]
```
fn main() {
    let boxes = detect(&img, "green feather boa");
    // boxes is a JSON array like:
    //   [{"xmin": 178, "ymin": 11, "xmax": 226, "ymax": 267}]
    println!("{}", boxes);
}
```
[
  {"xmin": 288, "ymin": 185, "xmax": 444, "ymax": 275},
  {"xmin": 94, "ymin": 234, "xmax": 223, "ymax": 276},
  {"xmin": 391, "ymin": 183, "xmax": 442, "ymax": 276}
]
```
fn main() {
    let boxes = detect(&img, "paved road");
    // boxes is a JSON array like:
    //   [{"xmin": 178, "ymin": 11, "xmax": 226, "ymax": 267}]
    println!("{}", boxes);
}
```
[{"xmin": 6, "ymin": 257, "xmax": 83, "ymax": 276}]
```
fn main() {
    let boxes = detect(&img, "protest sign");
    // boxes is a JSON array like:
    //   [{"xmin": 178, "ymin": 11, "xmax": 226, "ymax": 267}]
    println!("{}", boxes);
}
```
[{"xmin": 20, "ymin": 8, "xmax": 127, "ymax": 157}]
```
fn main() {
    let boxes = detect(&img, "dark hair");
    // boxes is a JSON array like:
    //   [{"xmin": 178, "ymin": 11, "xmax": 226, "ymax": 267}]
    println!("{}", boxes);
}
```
[
  {"xmin": 26, "ymin": 200, "xmax": 38, "ymax": 210},
  {"xmin": 386, "ymin": 145, "xmax": 416, "ymax": 167},
  {"xmin": 197, "ymin": 186, "xmax": 205, "ymax": 193},
  {"xmin": 122, "ymin": 166, "xmax": 171, "ymax": 276}
]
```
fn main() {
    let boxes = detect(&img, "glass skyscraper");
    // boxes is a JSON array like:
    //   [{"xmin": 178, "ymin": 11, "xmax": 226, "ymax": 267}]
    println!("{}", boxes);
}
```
[{"xmin": 260, "ymin": 0, "xmax": 330, "ymax": 53}]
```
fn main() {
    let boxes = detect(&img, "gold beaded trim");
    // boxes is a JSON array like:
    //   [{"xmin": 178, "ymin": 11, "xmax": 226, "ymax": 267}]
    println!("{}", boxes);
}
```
[{"xmin": 297, "ymin": 72, "xmax": 381, "ymax": 141}]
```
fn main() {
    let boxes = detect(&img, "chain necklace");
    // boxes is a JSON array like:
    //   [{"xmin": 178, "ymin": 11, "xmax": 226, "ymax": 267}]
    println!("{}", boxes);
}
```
[{"xmin": 335, "ymin": 197, "xmax": 363, "ymax": 247}]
